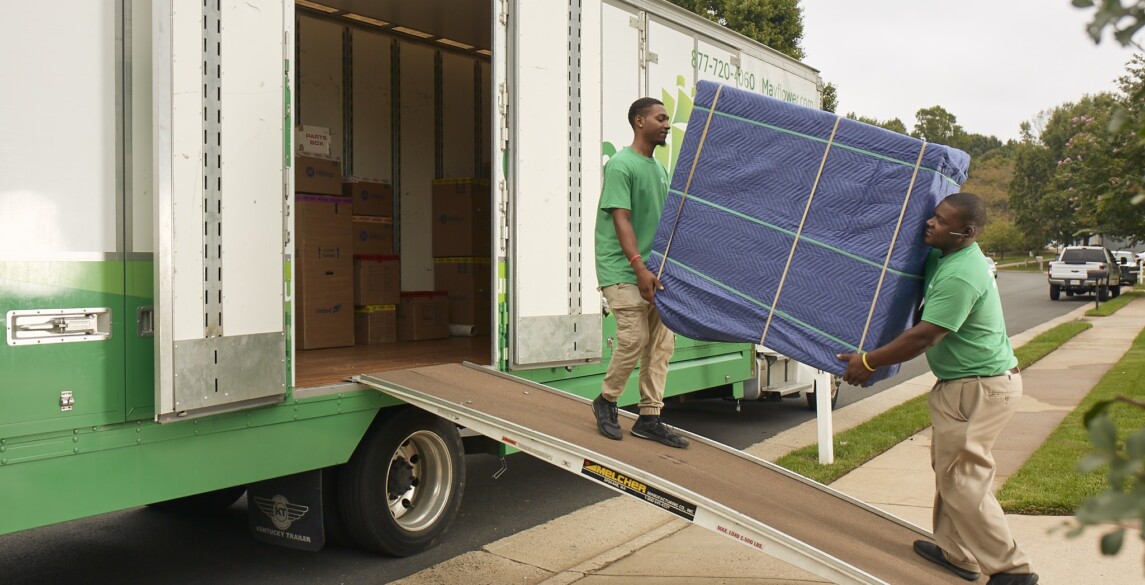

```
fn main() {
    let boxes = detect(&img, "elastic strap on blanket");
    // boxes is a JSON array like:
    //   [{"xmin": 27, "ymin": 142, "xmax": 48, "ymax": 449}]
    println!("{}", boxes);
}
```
[
  {"xmin": 858, "ymin": 141, "xmax": 928, "ymax": 351},
  {"xmin": 758, "ymin": 115, "xmax": 842, "ymax": 346},
  {"xmin": 657, "ymin": 84, "xmax": 724, "ymax": 279}
]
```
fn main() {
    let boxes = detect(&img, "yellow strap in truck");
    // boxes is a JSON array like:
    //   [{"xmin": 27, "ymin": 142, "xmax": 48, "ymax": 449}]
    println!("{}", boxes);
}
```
[{"xmin": 355, "ymin": 363, "xmax": 966, "ymax": 585}]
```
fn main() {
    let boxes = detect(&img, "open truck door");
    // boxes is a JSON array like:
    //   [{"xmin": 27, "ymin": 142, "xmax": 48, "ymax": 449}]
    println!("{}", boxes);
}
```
[
  {"xmin": 152, "ymin": 0, "xmax": 291, "ymax": 421},
  {"xmin": 501, "ymin": 0, "xmax": 605, "ymax": 369}
]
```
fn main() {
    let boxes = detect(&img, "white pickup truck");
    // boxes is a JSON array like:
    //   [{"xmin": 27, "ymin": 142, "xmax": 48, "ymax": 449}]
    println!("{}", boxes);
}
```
[{"xmin": 1047, "ymin": 246, "xmax": 1121, "ymax": 301}]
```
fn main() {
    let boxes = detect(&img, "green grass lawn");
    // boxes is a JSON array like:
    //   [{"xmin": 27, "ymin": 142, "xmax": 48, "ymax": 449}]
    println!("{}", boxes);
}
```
[
  {"xmin": 775, "ymin": 320, "xmax": 1093, "ymax": 485},
  {"xmin": 998, "ymin": 325, "xmax": 1145, "ymax": 514},
  {"xmin": 997, "ymin": 262, "xmax": 1050, "ymax": 274},
  {"xmin": 1086, "ymin": 291, "xmax": 1143, "ymax": 317}
]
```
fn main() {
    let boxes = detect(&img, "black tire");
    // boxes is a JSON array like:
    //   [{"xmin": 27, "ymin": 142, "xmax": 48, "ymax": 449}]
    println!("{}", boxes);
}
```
[
  {"xmin": 338, "ymin": 408, "xmax": 465, "ymax": 556},
  {"xmin": 1112, "ymin": 285, "xmax": 1121, "ymax": 298},
  {"xmin": 805, "ymin": 375, "xmax": 841, "ymax": 411},
  {"xmin": 1049, "ymin": 284, "xmax": 1061, "ymax": 301},
  {"xmin": 148, "ymin": 485, "xmax": 246, "ymax": 514},
  {"xmin": 1098, "ymin": 285, "xmax": 1110, "ymax": 301}
]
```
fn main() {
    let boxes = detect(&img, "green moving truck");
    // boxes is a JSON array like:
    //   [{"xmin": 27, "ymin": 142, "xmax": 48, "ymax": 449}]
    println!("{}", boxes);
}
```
[{"xmin": 0, "ymin": 0, "xmax": 823, "ymax": 555}]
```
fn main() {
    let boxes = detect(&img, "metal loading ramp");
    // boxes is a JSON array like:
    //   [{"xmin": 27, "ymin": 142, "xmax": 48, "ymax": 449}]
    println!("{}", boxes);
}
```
[{"xmin": 356, "ymin": 363, "xmax": 964, "ymax": 585}]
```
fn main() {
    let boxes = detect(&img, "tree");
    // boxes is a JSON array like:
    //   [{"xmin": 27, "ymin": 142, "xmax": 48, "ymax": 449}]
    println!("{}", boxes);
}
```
[
  {"xmin": 952, "ymin": 132, "xmax": 1005, "ymax": 161},
  {"xmin": 820, "ymin": 82, "xmax": 838, "ymax": 113},
  {"xmin": 1007, "ymin": 93, "xmax": 1123, "ymax": 247},
  {"xmin": 846, "ymin": 113, "xmax": 907, "ymax": 134},
  {"xmin": 977, "ymin": 219, "xmax": 1025, "ymax": 259},
  {"xmin": 962, "ymin": 158, "xmax": 1014, "ymax": 218},
  {"xmin": 910, "ymin": 105, "xmax": 965, "ymax": 144},
  {"xmin": 665, "ymin": 0, "xmax": 804, "ymax": 59}
]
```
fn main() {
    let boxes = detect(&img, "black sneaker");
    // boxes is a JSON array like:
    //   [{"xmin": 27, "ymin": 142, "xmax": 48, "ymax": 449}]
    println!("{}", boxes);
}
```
[
  {"xmin": 592, "ymin": 395, "xmax": 622, "ymax": 440},
  {"xmin": 913, "ymin": 540, "xmax": 980, "ymax": 581},
  {"xmin": 987, "ymin": 573, "xmax": 1039, "ymax": 585},
  {"xmin": 631, "ymin": 415, "xmax": 689, "ymax": 448}
]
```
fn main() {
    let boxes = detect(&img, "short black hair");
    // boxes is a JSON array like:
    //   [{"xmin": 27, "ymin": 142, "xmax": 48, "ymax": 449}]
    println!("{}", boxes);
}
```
[
  {"xmin": 943, "ymin": 192, "xmax": 987, "ymax": 230},
  {"xmin": 628, "ymin": 97, "xmax": 663, "ymax": 128}
]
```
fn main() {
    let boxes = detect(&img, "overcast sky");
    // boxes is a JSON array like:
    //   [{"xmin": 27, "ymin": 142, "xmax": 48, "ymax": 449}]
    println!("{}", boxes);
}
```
[{"xmin": 800, "ymin": 0, "xmax": 1139, "ymax": 142}]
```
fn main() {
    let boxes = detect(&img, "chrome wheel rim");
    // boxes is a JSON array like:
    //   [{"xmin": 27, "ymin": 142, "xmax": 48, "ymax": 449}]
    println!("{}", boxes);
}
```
[{"xmin": 385, "ymin": 430, "xmax": 454, "ymax": 531}]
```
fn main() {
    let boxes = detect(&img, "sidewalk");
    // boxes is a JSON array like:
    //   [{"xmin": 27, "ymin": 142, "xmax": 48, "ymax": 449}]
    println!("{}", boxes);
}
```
[{"xmin": 396, "ymin": 300, "xmax": 1145, "ymax": 585}]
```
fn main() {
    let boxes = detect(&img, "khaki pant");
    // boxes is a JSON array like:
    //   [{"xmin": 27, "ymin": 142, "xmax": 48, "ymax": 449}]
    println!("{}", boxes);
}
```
[
  {"xmin": 600, "ymin": 283, "xmax": 674, "ymax": 416},
  {"xmin": 929, "ymin": 372, "xmax": 1033, "ymax": 576}
]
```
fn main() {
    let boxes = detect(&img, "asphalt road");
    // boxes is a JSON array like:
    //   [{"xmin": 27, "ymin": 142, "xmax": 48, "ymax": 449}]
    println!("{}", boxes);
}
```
[{"xmin": 0, "ymin": 271, "xmax": 1086, "ymax": 585}]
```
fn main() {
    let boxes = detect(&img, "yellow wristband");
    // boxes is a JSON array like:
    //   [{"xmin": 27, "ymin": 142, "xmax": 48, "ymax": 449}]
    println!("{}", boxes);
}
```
[{"xmin": 861, "ymin": 353, "xmax": 876, "ymax": 372}]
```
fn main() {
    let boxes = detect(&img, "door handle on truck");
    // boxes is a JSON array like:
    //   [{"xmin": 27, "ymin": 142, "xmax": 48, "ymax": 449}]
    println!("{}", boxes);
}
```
[{"xmin": 7, "ymin": 308, "xmax": 112, "ymax": 346}]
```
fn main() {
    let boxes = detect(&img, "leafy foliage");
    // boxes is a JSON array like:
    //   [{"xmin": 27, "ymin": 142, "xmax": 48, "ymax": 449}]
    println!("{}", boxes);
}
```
[
  {"xmin": 665, "ymin": 0, "xmax": 804, "ymax": 59},
  {"xmin": 910, "ymin": 105, "xmax": 964, "ymax": 144},
  {"xmin": 1074, "ymin": 0, "xmax": 1145, "ymax": 48},
  {"xmin": 820, "ymin": 82, "xmax": 837, "ymax": 113},
  {"xmin": 1008, "ymin": 69, "xmax": 1144, "ymax": 249},
  {"xmin": 845, "ymin": 112, "xmax": 907, "ymax": 134},
  {"xmin": 1073, "ymin": 393, "xmax": 1145, "ymax": 557}
]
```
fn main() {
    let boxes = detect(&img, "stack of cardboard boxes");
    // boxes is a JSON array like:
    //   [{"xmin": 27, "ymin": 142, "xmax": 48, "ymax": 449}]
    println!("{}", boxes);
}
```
[
  {"xmin": 294, "ymin": 155, "xmax": 354, "ymax": 349},
  {"xmin": 293, "ymin": 140, "xmax": 489, "ymax": 345},
  {"xmin": 346, "ymin": 178, "xmax": 399, "ymax": 345},
  {"xmin": 431, "ymin": 178, "xmax": 492, "ymax": 337}
]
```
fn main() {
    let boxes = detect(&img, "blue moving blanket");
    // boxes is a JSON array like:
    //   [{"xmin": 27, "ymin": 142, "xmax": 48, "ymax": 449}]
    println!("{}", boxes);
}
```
[{"xmin": 651, "ymin": 81, "xmax": 970, "ymax": 384}]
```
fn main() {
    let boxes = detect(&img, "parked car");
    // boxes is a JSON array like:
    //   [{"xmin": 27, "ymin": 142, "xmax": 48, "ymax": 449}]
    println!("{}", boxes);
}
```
[
  {"xmin": 1047, "ymin": 246, "xmax": 1120, "ymax": 300},
  {"xmin": 1112, "ymin": 250, "xmax": 1139, "ymax": 286}
]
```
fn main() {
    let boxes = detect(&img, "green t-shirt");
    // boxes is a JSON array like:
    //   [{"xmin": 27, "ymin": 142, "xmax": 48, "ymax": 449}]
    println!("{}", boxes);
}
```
[
  {"xmin": 595, "ymin": 147, "xmax": 670, "ymax": 287},
  {"xmin": 921, "ymin": 242, "xmax": 1017, "ymax": 380}
]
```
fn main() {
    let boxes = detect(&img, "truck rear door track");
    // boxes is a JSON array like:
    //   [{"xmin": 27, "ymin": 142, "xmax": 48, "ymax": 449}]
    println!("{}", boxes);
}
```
[{"xmin": 356, "ymin": 363, "xmax": 966, "ymax": 585}]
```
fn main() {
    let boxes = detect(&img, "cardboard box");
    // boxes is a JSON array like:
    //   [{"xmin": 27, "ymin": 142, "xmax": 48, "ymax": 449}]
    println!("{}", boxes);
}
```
[
  {"xmin": 352, "ymin": 216, "xmax": 394, "ymax": 256},
  {"xmin": 296, "ymin": 125, "xmax": 331, "ymax": 156},
  {"xmin": 434, "ymin": 257, "xmax": 492, "ymax": 336},
  {"xmin": 432, "ymin": 178, "xmax": 491, "ymax": 257},
  {"xmin": 343, "ymin": 178, "xmax": 393, "ymax": 217},
  {"xmin": 355, "ymin": 305, "xmax": 397, "ymax": 345},
  {"xmin": 295, "ymin": 195, "xmax": 354, "ymax": 349},
  {"xmin": 354, "ymin": 255, "xmax": 400, "ymax": 306},
  {"xmin": 295, "ymin": 155, "xmax": 343, "ymax": 196},
  {"xmin": 397, "ymin": 291, "xmax": 449, "ymax": 341}
]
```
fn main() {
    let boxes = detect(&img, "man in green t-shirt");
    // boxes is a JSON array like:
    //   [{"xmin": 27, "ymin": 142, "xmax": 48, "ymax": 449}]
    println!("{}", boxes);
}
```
[
  {"xmin": 837, "ymin": 193, "xmax": 1036, "ymax": 585},
  {"xmin": 589, "ymin": 97, "xmax": 688, "ymax": 449}
]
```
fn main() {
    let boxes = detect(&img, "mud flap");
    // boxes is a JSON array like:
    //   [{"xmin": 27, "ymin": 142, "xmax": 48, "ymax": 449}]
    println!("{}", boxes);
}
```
[{"xmin": 247, "ymin": 469, "xmax": 326, "ymax": 551}]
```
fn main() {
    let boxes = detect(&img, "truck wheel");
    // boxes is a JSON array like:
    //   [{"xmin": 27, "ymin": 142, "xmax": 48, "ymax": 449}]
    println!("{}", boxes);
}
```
[
  {"xmin": 1112, "ymin": 285, "xmax": 1121, "ymax": 298},
  {"xmin": 1098, "ymin": 286, "xmax": 1110, "ymax": 301},
  {"xmin": 338, "ymin": 408, "xmax": 465, "ymax": 556},
  {"xmin": 1049, "ymin": 284, "xmax": 1061, "ymax": 300},
  {"xmin": 805, "ymin": 375, "xmax": 841, "ymax": 411},
  {"xmin": 149, "ymin": 485, "xmax": 246, "ymax": 514}
]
